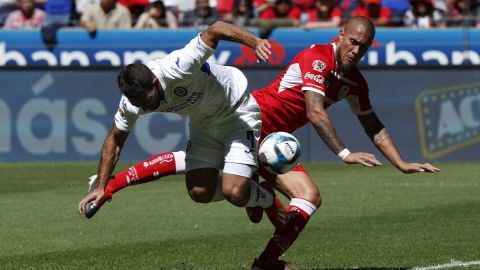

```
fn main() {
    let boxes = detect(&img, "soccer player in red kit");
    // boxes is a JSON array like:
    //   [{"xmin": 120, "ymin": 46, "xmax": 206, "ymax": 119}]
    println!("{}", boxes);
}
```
[{"xmin": 80, "ymin": 17, "xmax": 440, "ymax": 269}]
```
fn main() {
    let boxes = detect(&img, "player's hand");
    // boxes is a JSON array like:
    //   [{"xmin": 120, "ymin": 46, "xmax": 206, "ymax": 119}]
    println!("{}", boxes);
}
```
[
  {"xmin": 255, "ymin": 39, "xmax": 271, "ymax": 63},
  {"xmin": 78, "ymin": 188, "xmax": 105, "ymax": 215},
  {"xmin": 343, "ymin": 152, "xmax": 382, "ymax": 167},
  {"xmin": 399, "ymin": 162, "xmax": 440, "ymax": 174}
]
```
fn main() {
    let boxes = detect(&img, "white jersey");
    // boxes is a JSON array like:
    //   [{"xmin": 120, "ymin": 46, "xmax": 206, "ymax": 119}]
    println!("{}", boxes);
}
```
[{"xmin": 115, "ymin": 34, "xmax": 249, "ymax": 132}]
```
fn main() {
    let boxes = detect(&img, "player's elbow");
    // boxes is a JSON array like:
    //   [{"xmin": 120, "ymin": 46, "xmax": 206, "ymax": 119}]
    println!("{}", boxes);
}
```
[{"xmin": 202, "ymin": 21, "xmax": 225, "ymax": 48}]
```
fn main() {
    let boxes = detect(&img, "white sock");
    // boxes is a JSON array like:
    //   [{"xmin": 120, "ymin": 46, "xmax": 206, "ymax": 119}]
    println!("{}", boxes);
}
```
[
  {"xmin": 245, "ymin": 181, "xmax": 273, "ymax": 208},
  {"xmin": 290, "ymin": 198, "xmax": 317, "ymax": 216}
]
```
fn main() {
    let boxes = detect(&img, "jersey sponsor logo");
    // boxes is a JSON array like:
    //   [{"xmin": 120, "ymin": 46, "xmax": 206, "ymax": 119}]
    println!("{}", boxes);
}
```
[
  {"xmin": 162, "ymin": 91, "xmax": 203, "ymax": 112},
  {"xmin": 174, "ymin": 87, "xmax": 187, "ymax": 97},
  {"xmin": 415, "ymin": 82, "xmax": 480, "ymax": 159},
  {"xmin": 312, "ymin": 60, "xmax": 326, "ymax": 72},
  {"xmin": 304, "ymin": 72, "xmax": 324, "ymax": 84}
]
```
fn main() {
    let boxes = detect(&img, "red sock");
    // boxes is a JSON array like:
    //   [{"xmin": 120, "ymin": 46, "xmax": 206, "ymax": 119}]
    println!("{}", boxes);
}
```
[
  {"xmin": 104, "ymin": 151, "xmax": 185, "ymax": 195},
  {"xmin": 259, "ymin": 198, "xmax": 316, "ymax": 262}
]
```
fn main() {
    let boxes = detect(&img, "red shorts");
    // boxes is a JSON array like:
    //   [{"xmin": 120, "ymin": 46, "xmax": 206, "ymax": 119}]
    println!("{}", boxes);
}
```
[{"xmin": 257, "ymin": 162, "xmax": 308, "ymax": 183}]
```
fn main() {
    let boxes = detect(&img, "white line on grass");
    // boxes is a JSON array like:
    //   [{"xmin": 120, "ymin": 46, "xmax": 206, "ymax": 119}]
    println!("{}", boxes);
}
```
[{"xmin": 410, "ymin": 260, "xmax": 480, "ymax": 270}]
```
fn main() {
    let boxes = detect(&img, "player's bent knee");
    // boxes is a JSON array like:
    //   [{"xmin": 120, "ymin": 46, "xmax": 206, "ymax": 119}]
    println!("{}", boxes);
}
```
[
  {"xmin": 223, "ymin": 186, "xmax": 248, "ymax": 207},
  {"xmin": 188, "ymin": 187, "xmax": 214, "ymax": 203}
]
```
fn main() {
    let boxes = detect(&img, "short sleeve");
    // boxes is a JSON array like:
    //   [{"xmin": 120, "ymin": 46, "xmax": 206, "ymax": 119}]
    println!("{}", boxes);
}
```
[
  {"xmin": 299, "ymin": 48, "xmax": 331, "ymax": 96},
  {"xmin": 151, "ymin": 34, "xmax": 215, "ymax": 79},
  {"xmin": 114, "ymin": 95, "xmax": 140, "ymax": 132}
]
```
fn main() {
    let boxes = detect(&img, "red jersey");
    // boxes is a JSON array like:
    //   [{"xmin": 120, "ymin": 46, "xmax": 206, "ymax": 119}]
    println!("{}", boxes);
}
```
[
  {"xmin": 252, "ymin": 43, "xmax": 372, "ymax": 139},
  {"xmin": 307, "ymin": 7, "xmax": 343, "ymax": 22},
  {"xmin": 259, "ymin": 6, "xmax": 302, "ymax": 20}
]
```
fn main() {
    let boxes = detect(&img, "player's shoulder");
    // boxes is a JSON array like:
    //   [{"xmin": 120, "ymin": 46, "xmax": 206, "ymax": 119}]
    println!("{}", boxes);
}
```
[{"xmin": 295, "ymin": 43, "xmax": 335, "ymax": 70}]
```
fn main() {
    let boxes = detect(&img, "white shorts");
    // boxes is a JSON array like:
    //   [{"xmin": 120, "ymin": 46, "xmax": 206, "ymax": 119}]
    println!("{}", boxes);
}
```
[{"xmin": 185, "ymin": 94, "xmax": 261, "ymax": 177}]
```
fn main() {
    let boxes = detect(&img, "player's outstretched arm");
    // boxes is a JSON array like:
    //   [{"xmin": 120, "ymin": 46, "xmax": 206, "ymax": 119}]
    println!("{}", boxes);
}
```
[
  {"xmin": 78, "ymin": 124, "xmax": 130, "ymax": 214},
  {"xmin": 200, "ymin": 21, "xmax": 271, "ymax": 62},
  {"xmin": 357, "ymin": 112, "xmax": 440, "ymax": 174},
  {"xmin": 305, "ymin": 91, "xmax": 381, "ymax": 167}
]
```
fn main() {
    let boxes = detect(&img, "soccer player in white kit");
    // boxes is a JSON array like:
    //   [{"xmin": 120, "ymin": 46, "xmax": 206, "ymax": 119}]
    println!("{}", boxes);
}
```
[{"xmin": 78, "ymin": 21, "xmax": 285, "ymax": 225}]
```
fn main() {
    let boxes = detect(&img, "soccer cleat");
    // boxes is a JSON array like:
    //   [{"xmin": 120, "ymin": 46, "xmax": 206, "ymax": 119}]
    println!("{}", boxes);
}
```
[
  {"xmin": 246, "ymin": 173, "xmax": 263, "ymax": 223},
  {"xmin": 246, "ymin": 205, "xmax": 263, "ymax": 223},
  {"xmin": 260, "ymin": 181, "xmax": 286, "ymax": 229},
  {"xmin": 84, "ymin": 175, "xmax": 112, "ymax": 219},
  {"xmin": 251, "ymin": 258, "xmax": 292, "ymax": 270}
]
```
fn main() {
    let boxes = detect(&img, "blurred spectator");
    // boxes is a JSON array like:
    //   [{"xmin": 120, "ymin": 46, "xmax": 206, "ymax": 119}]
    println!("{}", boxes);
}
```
[
  {"xmin": 3, "ymin": 0, "xmax": 45, "ymax": 29},
  {"xmin": 253, "ymin": 0, "xmax": 275, "ymax": 17},
  {"xmin": 76, "ymin": 0, "xmax": 100, "ymax": 16},
  {"xmin": 303, "ymin": 0, "xmax": 342, "ymax": 29},
  {"xmin": 222, "ymin": 0, "xmax": 255, "ymax": 26},
  {"xmin": 433, "ymin": 0, "xmax": 447, "ymax": 13},
  {"xmin": 382, "ymin": 0, "xmax": 409, "ymax": 25},
  {"xmin": 40, "ymin": 0, "xmax": 72, "ymax": 50},
  {"xmin": 337, "ymin": 0, "xmax": 360, "ymax": 19},
  {"xmin": 256, "ymin": 0, "xmax": 301, "ymax": 37},
  {"xmin": 447, "ymin": 0, "xmax": 476, "ymax": 26},
  {"xmin": 216, "ymin": 0, "xmax": 233, "ymax": 16},
  {"xmin": 117, "ymin": 0, "xmax": 148, "ymax": 24},
  {"xmin": 259, "ymin": 0, "xmax": 301, "ymax": 20},
  {"xmin": 404, "ymin": 0, "xmax": 446, "ymax": 28},
  {"xmin": 0, "ymin": 0, "xmax": 17, "ymax": 26},
  {"xmin": 475, "ymin": 0, "xmax": 480, "ymax": 27},
  {"xmin": 182, "ymin": 0, "xmax": 220, "ymax": 28},
  {"xmin": 80, "ymin": 0, "xmax": 132, "ymax": 36},
  {"xmin": 135, "ymin": 0, "xmax": 177, "ymax": 28},
  {"xmin": 43, "ymin": 0, "xmax": 72, "ymax": 26},
  {"xmin": 167, "ymin": 0, "xmax": 194, "ymax": 14},
  {"xmin": 351, "ymin": 0, "xmax": 392, "ymax": 26},
  {"xmin": 295, "ymin": 0, "xmax": 314, "ymax": 11}
]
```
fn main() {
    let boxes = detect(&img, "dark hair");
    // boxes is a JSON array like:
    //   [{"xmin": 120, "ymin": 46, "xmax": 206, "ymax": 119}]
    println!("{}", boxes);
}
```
[
  {"xmin": 232, "ymin": 0, "xmax": 254, "ymax": 19},
  {"xmin": 151, "ymin": 0, "xmax": 166, "ymax": 18},
  {"xmin": 117, "ymin": 64, "xmax": 155, "ymax": 99}
]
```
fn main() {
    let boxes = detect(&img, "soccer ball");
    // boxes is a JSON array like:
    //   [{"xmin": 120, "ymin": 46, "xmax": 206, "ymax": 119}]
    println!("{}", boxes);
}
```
[{"xmin": 258, "ymin": 131, "xmax": 301, "ymax": 174}]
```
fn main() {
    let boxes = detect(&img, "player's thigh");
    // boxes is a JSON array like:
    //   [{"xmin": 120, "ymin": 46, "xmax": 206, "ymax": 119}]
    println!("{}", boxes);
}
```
[
  {"xmin": 186, "ymin": 123, "xmax": 224, "ymax": 172},
  {"xmin": 275, "ymin": 170, "xmax": 321, "ymax": 206}
]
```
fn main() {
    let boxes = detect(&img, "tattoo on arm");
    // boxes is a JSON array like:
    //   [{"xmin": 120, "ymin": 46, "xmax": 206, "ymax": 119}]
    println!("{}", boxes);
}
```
[
  {"xmin": 373, "ymin": 128, "xmax": 391, "ymax": 145},
  {"xmin": 306, "ymin": 92, "xmax": 346, "ymax": 154}
]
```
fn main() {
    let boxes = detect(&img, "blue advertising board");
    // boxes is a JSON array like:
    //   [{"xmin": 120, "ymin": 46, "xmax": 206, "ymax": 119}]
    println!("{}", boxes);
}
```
[
  {"xmin": 0, "ymin": 28, "xmax": 479, "ymax": 67},
  {"xmin": 1, "ymin": 68, "xmax": 479, "ymax": 162}
]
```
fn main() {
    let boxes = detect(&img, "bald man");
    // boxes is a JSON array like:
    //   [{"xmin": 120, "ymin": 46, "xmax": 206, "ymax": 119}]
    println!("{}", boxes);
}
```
[{"xmin": 249, "ymin": 16, "xmax": 440, "ymax": 269}]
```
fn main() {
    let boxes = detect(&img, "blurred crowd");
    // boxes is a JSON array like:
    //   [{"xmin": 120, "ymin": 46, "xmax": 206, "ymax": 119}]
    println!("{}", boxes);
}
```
[{"xmin": 1, "ymin": 0, "xmax": 480, "ymax": 36}]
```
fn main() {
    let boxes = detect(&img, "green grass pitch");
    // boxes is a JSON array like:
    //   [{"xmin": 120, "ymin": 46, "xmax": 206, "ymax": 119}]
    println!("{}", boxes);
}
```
[{"xmin": 0, "ymin": 162, "xmax": 479, "ymax": 270}]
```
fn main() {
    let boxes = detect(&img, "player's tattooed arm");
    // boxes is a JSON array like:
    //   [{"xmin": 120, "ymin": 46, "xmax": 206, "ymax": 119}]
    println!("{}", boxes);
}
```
[
  {"xmin": 305, "ymin": 91, "xmax": 346, "ymax": 155},
  {"xmin": 357, "ymin": 112, "xmax": 406, "ymax": 168}
]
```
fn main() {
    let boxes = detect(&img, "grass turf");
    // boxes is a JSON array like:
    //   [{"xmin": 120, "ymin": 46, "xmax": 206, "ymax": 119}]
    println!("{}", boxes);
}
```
[{"xmin": 0, "ymin": 162, "xmax": 479, "ymax": 269}]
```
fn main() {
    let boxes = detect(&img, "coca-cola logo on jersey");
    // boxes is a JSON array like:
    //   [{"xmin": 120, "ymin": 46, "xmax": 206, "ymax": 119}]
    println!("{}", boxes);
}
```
[{"xmin": 304, "ymin": 72, "xmax": 324, "ymax": 84}]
